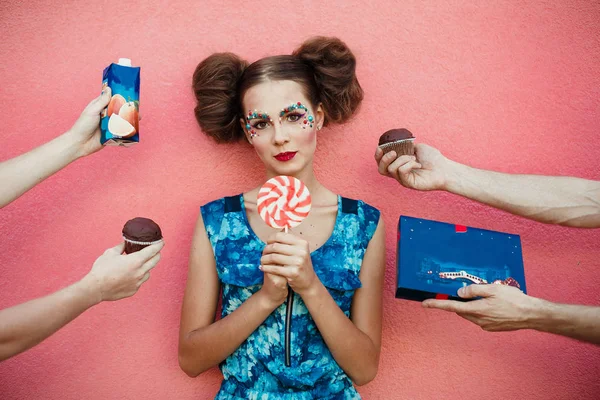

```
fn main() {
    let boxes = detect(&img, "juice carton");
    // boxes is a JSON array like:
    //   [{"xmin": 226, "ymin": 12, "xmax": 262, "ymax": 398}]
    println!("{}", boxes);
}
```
[{"xmin": 100, "ymin": 58, "xmax": 140, "ymax": 146}]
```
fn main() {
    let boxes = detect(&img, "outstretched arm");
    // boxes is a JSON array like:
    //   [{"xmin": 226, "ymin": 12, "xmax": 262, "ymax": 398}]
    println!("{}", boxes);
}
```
[
  {"xmin": 0, "ymin": 89, "xmax": 111, "ymax": 208},
  {"xmin": 375, "ymin": 144, "xmax": 600, "ymax": 228},
  {"xmin": 0, "ymin": 241, "xmax": 163, "ymax": 361}
]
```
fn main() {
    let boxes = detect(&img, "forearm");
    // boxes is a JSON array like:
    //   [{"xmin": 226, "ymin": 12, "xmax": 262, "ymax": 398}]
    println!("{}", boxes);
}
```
[
  {"xmin": 445, "ymin": 161, "xmax": 600, "ymax": 228},
  {"xmin": 528, "ymin": 300, "xmax": 600, "ymax": 345},
  {"xmin": 0, "ymin": 130, "xmax": 81, "ymax": 208},
  {"xmin": 178, "ymin": 290, "xmax": 278, "ymax": 377},
  {"xmin": 0, "ymin": 276, "xmax": 99, "ymax": 361},
  {"xmin": 300, "ymin": 281, "xmax": 379, "ymax": 385}
]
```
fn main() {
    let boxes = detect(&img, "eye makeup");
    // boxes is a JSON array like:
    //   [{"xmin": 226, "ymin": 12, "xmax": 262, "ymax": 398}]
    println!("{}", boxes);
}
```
[
  {"xmin": 280, "ymin": 102, "xmax": 314, "ymax": 129},
  {"xmin": 246, "ymin": 109, "xmax": 273, "ymax": 139}
]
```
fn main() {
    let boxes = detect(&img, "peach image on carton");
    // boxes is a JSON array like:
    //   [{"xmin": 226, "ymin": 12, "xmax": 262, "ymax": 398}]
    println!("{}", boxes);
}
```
[
  {"xmin": 107, "ymin": 94, "xmax": 126, "ymax": 117},
  {"xmin": 118, "ymin": 101, "xmax": 139, "ymax": 132},
  {"xmin": 108, "ymin": 113, "xmax": 136, "ymax": 138}
]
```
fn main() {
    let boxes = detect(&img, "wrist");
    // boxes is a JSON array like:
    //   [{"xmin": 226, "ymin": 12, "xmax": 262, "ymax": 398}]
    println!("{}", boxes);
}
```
[
  {"xmin": 443, "ymin": 159, "xmax": 469, "ymax": 194},
  {"xmin": 520, "ymin": 296, "xmax": 553, "ymax": 331},
  {"xmin": 60, "ymin": 130, "xmax": 86, "ymax": 161},
  {"xmin": 297, "ymin": 279, "xmax": 324, "ymax": 300},
  {"xmin": 77, "ymin": 273, "xmax": 104, "ymax": 306},
  {"xmin": 255, "ymin": 289, "xmax": 283, "ymax": 312}
]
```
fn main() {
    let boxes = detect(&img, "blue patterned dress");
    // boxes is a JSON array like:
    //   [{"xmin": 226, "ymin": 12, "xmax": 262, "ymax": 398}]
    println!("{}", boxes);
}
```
[{"xmin": 201, "ymin": 194, "xmax": 380, "ymax": 400}]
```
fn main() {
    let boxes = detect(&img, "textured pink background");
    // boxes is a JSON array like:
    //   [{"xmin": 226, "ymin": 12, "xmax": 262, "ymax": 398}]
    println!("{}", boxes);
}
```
[{"xmin": 1, "ymin": 1, "xmax": 599, "ymax": 399}]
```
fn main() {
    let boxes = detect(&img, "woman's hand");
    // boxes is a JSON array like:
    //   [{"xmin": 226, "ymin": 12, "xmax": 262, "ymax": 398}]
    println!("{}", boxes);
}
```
[{"xmin": 259, "ymin": 232, "xmax": 319, "ymax": 296}]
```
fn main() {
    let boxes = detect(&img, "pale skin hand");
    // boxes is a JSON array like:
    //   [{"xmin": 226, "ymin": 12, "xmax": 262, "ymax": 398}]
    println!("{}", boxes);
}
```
[
  {"xmin": 0, "ymin": 88, "xmax": 111, "ymax": 209},
  {"xmin": 0, "ymin": 241, "xmax": 164, "ymax": 361},
  {"xmin": 422, "ymin": 284, "xmax": 539, "ymax": 332},
  {"xmin": 259, "ymin": 232, "xmax": 319, "ymax": 295},
  {"xmin": 83, "ymin": 241, "xmax": 164, "ymax": 302},
  {"xmin": 66, "ymin": 86, "xmax": 113, "ymax": 158},
  {"xmin": 374, "ymin": 144, "xmax": 448, "ymax": 191},
  {"xmin": 423, "ymin": 284, "xmax": 600, "ymax": 345},
  {"xmin": 259, "ymin": 269, "xmax": 289, "ymax": 309}
]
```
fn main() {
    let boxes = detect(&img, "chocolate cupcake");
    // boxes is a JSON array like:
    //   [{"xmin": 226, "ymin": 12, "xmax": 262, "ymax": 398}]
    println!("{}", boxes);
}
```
[
  {"xmin": 122, "ymin": 217, "xmax": 163, "ymax": 254},
  {"xmin": 378, "ymin": 128, "xmax": 415, "ymax": 157}
]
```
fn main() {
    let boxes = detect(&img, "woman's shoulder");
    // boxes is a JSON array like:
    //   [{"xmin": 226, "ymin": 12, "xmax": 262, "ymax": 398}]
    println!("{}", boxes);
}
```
[
  {"xmin": 337, "ymin": 195, "xmax": 380, "ymax": 219},
  {"xmin": 336, "ymin": 195, "xmax": 381, "ymax": 244},
  {"xmin": 201, "ymin": 193, "xmax": 243, "ymax": 210},
  {"xmin": 200, "ymin": 193, "xmax": 243, "ymax": 227}
]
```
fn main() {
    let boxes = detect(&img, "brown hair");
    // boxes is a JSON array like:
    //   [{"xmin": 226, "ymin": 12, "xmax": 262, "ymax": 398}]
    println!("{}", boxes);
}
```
[{"xmin": 192, "ymin": 36, "xmax": 363, "ymax": 143}]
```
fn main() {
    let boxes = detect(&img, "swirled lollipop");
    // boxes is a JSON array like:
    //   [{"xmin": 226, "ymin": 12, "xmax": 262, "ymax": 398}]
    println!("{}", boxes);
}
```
[{"xmin": 257, "ymin": 175, "xmax": 311, "ymax": 232}]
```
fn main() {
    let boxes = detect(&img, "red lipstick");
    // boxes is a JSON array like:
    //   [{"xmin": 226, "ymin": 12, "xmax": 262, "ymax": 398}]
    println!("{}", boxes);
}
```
[{"xmin": 274, "ymin": 152, "xmax": 297, "ymax": 162}]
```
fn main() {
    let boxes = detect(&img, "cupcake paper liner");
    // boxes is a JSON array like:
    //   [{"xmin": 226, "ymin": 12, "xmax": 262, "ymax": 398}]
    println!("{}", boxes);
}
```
[
  {"xmin": 123, "ymin": 236, "xmax": 163, "ymax": 254},
  {"xmin": 378, "ymin": 138, "xmax": 415, "ymax": 157}
]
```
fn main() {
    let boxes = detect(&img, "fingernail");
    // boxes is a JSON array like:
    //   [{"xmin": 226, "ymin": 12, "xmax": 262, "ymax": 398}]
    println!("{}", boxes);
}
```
[
  {"xmin": 457, "ymin": 287, "xmax": 465, "ymax": 296},
  {"xmin": 258, "ymin": 265, "xmax": 263, "ymax": 270}
]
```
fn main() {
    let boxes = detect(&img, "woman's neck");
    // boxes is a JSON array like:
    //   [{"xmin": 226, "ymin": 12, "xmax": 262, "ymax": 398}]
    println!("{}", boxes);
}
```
[{"xmin": 264, "ymin": 166, "xmax": 326, "ymax": 201}]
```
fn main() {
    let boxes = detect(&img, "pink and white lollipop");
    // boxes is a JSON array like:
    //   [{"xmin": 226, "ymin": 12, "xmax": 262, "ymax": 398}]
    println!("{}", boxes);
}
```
[
  {"xmin": 257, "ymin": 175, "xmax": 311, "ymax": 368},
  {"xmin": 257, "ymin": 175, "xmax": 311, "ymax": 231}
]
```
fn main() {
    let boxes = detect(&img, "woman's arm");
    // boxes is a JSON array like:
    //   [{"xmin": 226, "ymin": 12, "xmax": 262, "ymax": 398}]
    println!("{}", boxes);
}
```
[
  {"xmin": 0, "ymin": 242, "xmax": 163, "ymax": 361},
  {"xmin": 260, "ymin": 218, "xmax": 386, "ymax": 386},
  {"xmin": 178, "ymin": 212, "xmax": 288, "ymax": 377},
  {"xmin": 0, "ymin": 89, "xmax": 111, "ymax": 209}
]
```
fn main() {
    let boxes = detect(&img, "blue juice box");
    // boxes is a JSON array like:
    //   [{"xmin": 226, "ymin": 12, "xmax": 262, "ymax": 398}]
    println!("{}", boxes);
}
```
[{"xmin": 100, "ymin": 58, "xmax": 140, "ymax": 146}]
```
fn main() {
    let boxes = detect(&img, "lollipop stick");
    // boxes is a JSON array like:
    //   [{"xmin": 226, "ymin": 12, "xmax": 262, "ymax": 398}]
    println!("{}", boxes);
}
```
[{"xmin": 284, "ymin": 226, "xmax": 293, "ymax": 367}]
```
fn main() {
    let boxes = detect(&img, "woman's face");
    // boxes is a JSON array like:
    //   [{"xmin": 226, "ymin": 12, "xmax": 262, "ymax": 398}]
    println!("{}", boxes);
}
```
[{"xmin": 240, "ymin": 80, "xmax": 324, "ymax": 178}]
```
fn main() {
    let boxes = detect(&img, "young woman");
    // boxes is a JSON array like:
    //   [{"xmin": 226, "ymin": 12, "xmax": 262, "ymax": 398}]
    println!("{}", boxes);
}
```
[{"xmin": 179, "ymin": 37, "xmax": 385, "ymax": 399}]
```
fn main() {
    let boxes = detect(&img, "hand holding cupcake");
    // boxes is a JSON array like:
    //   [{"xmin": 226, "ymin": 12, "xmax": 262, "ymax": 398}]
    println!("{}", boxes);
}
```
[{"xmin": 375, "ymin": 133, "xmax": 452, "ymax": 191}]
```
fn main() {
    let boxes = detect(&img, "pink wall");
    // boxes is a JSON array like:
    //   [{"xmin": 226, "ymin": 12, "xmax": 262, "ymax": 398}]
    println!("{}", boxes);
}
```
[{"xmin": 1, "ymin": 1, "xmax": 599, "ymax": 398}]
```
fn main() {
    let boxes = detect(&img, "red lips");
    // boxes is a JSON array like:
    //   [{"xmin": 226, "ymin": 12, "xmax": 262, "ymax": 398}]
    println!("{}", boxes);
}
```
[{"xmin": 274, "ymin": 152, "xmax": 297, "ymax": 162}]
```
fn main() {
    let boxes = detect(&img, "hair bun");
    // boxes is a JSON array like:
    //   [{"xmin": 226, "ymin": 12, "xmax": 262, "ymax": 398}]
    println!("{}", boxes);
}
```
[
  {"xmin": 293, "ymin": 36, "xmax": 363, "ymax": 125},
  {"xmin": 192, "ymin": 53, "xmax": 249, "ymax": 143}
]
